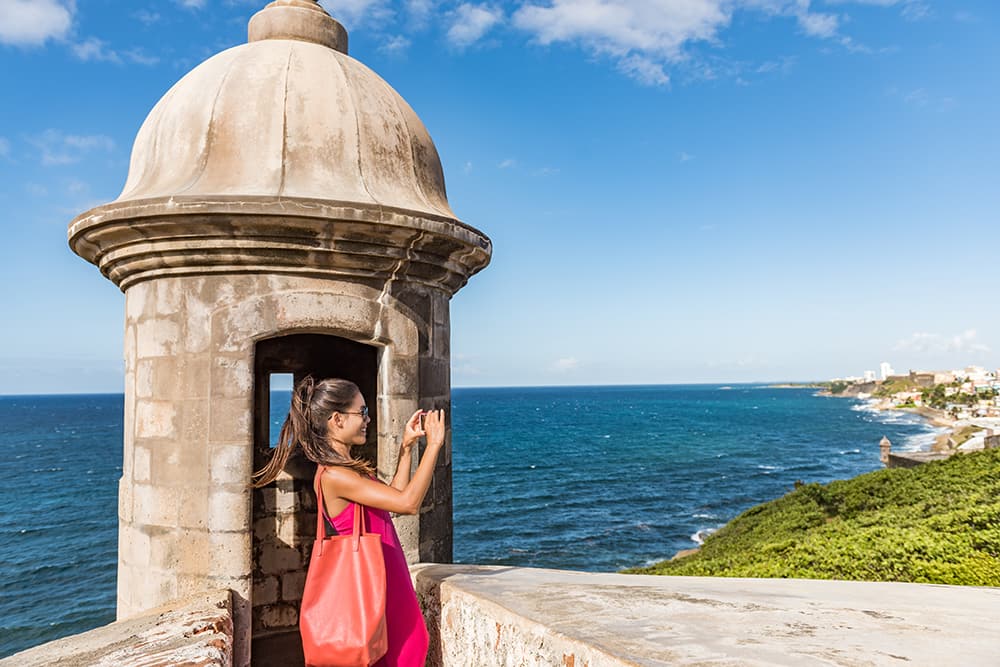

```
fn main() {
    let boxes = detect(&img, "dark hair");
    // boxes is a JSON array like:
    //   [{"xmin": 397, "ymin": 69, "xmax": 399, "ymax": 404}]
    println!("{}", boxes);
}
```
[{"xmin": 252, "ymin": 376, "xmax": 375, "ymax": 487}]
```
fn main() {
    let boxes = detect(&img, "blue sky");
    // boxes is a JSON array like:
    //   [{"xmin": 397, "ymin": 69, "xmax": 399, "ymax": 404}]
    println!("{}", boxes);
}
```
[{"xmin": 0, "ymin": 0, "xmax": 997, "ymax": 393}]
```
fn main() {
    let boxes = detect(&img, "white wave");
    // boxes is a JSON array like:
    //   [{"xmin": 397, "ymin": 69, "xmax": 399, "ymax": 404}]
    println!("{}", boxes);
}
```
[
  {"xmin": 757, "ymin": 464, "xmax": 781, "ymax": 470},
  {"xmin": 692, "ymin": 513, "xmax": 719, "ymax": 520},
  {"xmin": 897, "ymin": 428, "xmax": 949, "ymax": 453},
  {"xmin": 691, "ymin": 527, "xmax": 717, "ymax": 545}
]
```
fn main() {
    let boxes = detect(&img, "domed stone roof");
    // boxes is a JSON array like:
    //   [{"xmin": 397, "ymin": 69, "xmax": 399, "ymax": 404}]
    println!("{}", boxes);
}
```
[
  {"xmin": 69, "ymin": 0, "xmax": 490, "ymax": 292},
  {"xmin": 119, "ymin": 1, "xmax": 452, "ymax": 218}
]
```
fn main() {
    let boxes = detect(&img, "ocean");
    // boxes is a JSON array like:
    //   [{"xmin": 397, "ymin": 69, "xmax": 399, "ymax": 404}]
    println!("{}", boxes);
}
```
[{"xmin": 0, "ymin": 385, "xmax": 944, "ymax": 658}]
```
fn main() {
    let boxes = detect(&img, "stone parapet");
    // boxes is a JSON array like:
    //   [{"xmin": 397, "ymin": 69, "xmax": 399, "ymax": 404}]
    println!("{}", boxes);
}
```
[
  {"xmin": 412, "ymin": 564, "xmax": 1000, "ymax": 666},
  {"xmin": 0, "ymin": 590, "xmax": 233, "ymax": 667}
]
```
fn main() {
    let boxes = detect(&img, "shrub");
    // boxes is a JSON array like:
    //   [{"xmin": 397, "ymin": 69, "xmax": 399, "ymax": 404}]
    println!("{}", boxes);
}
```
[{"xmin": 626, "ymin": 448, "xmax": 1000, "ymax": 586}]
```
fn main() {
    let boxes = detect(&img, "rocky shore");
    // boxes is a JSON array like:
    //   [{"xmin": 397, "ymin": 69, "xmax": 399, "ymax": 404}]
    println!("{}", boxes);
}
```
[{"xmin": 847, "ymin": 398, "xmax": 997, "ymax": 454}]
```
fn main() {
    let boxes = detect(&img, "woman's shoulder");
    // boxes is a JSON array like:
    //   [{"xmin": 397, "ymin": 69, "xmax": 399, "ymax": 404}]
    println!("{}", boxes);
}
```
[
  {"xmin": 320, "ymin": 465, "xmax": 378, "ymax": 493},
  {"xmin": 320, "ymin": 465, "xmax": 366, "ymax": 482}
]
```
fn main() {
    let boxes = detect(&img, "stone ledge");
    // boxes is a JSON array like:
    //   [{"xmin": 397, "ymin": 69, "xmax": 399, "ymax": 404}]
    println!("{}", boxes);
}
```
[
  {"xmin": 0, "ymin": 589, "xmax": 233, "ymax": 667},
  {"xmin": 412, "ymin": 564, "xmax": 1000, "ymax": 666}
]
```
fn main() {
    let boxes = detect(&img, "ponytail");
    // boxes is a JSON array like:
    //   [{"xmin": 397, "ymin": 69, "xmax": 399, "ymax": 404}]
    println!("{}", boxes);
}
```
[{"xmin": 252, "ymin": 376, "xmax": 375, "ymax": 487}]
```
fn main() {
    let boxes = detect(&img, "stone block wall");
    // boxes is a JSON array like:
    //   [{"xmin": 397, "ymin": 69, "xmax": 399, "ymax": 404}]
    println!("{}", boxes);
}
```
[{"xmin": 251, "ymin": 471, "xmax": 316, "ymax": 638}]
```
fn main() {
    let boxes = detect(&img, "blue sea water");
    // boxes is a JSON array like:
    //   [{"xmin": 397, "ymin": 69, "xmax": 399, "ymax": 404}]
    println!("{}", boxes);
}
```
[{"xmin": 0, "ymin": 385, "xmax": 944, "ymax": 658}]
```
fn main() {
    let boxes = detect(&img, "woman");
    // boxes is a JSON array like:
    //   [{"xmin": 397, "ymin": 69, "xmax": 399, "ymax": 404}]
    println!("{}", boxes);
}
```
[{"xmin": 254, "ymin": 376, "xmax": 444, "ymax": 666}]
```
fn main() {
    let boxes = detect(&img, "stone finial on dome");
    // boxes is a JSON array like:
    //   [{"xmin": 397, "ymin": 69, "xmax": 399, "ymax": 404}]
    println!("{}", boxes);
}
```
[{"xmin": 249, "ymin": 0, "xmax": 348, "ymax": 53}]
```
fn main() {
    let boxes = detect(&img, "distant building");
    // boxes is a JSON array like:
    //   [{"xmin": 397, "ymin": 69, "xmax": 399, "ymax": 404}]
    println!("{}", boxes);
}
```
[
  {"xmin": 956, "ymin": 366, "xmax": 991, "ymax": 384},
  {"xmin": 909, "ymin": 371, "xmax": 936, "ymax": 388},
  {"xmin": 864, "ymin": 370, "xmax": 877, "ymax": 382},
  {"xmin": 880, "ymin": 362, "xmax": 894, "ymax": 380}
]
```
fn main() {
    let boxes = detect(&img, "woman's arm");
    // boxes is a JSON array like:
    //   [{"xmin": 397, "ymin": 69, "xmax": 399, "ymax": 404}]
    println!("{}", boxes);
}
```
[
  {"xmin": 323, "ymin": 409, "xmax": 446, "ymax": 516},
  {"xmin": 389, "ymin": 447, "xmax": 413, "ymax": 491},
  {"xmin": 389, "ymin": 410, "xmax": 423, "ymax": 491}
]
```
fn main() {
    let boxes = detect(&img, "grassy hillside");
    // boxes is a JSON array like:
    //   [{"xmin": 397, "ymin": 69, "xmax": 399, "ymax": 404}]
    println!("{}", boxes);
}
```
[{"xmin": 628, "ymin": 448, "xmax": 1000, "ymax": 586}]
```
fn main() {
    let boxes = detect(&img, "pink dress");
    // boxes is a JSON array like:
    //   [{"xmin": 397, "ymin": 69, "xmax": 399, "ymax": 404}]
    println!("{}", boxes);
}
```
[{"xmin": 322, "ymin": 486, "xmax": 429, "ymax": 667}]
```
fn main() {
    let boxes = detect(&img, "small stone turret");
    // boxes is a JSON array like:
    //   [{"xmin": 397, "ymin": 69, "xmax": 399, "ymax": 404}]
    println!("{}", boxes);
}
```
[
  {"xmin": 879, "ymin": 436, "xmax": 892, "ymax": 465},
  {"xmin": 68, "ymin": 2, "xmax": 491, "ymax": 664}
]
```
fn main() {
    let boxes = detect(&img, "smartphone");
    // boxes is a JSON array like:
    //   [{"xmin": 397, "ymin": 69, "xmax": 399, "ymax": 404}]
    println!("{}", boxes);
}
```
[{"xmin": 419, "ymin": 411, "xmax": 427, "ymax": 431}]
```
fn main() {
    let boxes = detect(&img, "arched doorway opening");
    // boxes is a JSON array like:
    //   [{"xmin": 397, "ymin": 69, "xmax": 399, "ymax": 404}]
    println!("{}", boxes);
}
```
[{"xmin": 250, "ymin": 333, "xmax": 378, "ymax": 665}]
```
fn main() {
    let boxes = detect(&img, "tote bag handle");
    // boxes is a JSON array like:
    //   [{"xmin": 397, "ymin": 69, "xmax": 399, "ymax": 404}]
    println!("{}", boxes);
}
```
[{"xmin": 313, "ymin": 466, "xmax": 367, "ymax": 555}]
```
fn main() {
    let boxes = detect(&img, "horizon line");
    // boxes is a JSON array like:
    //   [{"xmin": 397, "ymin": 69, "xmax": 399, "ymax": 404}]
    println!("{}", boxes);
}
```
[{"xmin": 0, "ymin": 380, "xmax": 829, "ymax": 398}]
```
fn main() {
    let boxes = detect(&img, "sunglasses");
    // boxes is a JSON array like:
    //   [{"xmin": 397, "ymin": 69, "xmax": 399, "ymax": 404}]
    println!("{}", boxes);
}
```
[{"xmin": 342, "ymin": 405, "xmax": 369, "ymax": 418}]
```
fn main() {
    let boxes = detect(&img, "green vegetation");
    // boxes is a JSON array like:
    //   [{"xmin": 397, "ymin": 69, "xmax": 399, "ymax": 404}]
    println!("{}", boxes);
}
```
[
  {"xmin": 873, "ymin": 377, "xmax": 921, "ymax": 398},
  {"xmin": 922, "ymin": 382, "xmax": 970, "ymax": 409},
  {"xmin": 828, "ymin": 381, "xmax": 850, "ymax": 395},
  {"xmin": 628, "ymin": 448, "xmax": 1000, "ymax": 586}
]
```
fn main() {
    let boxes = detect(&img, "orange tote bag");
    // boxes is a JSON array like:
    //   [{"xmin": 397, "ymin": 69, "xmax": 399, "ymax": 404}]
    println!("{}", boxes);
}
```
[{"xmin": 301, "ymin": 467, "xmax": 388, "ymax": 667}]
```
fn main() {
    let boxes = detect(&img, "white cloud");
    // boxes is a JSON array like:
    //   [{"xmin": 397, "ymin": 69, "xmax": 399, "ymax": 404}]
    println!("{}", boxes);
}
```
[
  {"xmin": 447, "ymin": 3, "xmax": 503, "ymax": 47},
  {"xmin": 552, "ymin": 357, "xmax": 579, "ymax": 371},
  {"xmin": 30, "ymin": 130, "xmax": 115, "ymax": 166},
  {"xmin": 132, "ymin": 10, "xmax": 161, "ymax": 25},
  {"xmin": 72, "ymin": 37, "xmax": 121, "ymax": 63},
  {"xmin": 177, "ymin": 0, "xmax": 205, "ymax": 8},
  {"xmin": 796, "ymin": 10, "xmax": 838, "ymax": 38},
  {"xmin": 497, "ymin": 158, "xmax": 516, "ymax": 169},
  {"xmin": 825, "ymin": 0, "xmax": 930, "ymax": 20},
  {"xmin": 507, "ymin": 1, "xmax": 915, "ymax": 85},
  {"xmin": 893, "ymin": 330, "xmax": 992, "ymax": 355},
  {"xmin": 122, "ymin": 48, "xmax": 160, "ymax": 66},
  {"xmin": 379, "ymin": 34, "xmax": 411, "ymax": 54},
  {"xmin": 756, "ymin": 56, "xmax": 796, "ymax": 74},
  {"xmin": 678, "ymin": 151, "xmax": 694, "ymax": 162},
  {"xmin": 617, "ymin": 53, "xmax": 669, "ymax": 86},
  {"xmin": 0, "ymin": 0, "xmax": 73, "ymax": 46},
  {"xmin": 900, "ymin": 2, "xmax": 930, "ymax": 21},
  {"xmin": 71, "ymin": 38, "xmax": 159, "ymax": 65},
  {"xmin": 406, "ymin": 0, "xmax": 437, "ymax": 28},
  {"xmin": 514, "ymin": 0, "xmax": 728, "ymax": 62}
]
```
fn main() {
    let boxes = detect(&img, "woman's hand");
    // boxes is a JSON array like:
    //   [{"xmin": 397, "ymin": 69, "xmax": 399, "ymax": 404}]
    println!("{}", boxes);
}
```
[
  {"xmin": 423, "ymin": 409, "xmax": 445, "ymax": 448},
  {"xmin": 402, "ymin": 409, "xmax": 425, "ymax": 451}
]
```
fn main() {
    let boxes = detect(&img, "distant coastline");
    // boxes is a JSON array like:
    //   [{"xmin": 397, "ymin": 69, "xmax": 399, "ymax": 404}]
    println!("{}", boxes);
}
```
[{"xmin": 817, "ymin": 371, "xmax": 999, "ymax": 454}]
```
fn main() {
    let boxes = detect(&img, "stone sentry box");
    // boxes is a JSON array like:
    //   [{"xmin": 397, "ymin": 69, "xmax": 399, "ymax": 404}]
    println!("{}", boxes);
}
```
[{"xmin": 66, "ymin": 2, "xmax": 491, "ymax": 665}]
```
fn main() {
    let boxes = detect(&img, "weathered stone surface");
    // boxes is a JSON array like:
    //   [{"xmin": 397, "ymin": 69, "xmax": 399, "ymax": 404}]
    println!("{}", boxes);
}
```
[
  {"xmin": 413, "ymin": 565, "xmax": 1000, "ymax": 667},
  {"xmin": 259, "ymin": 603, "xmax": 298, "ymax": 630},
  {"xmin": 135, "ymin": 401, "xmax": 177, "ymax": 440},
  {"xmin": 0, "ymin": 590, "xmax": 233, "ymax": 667}
]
